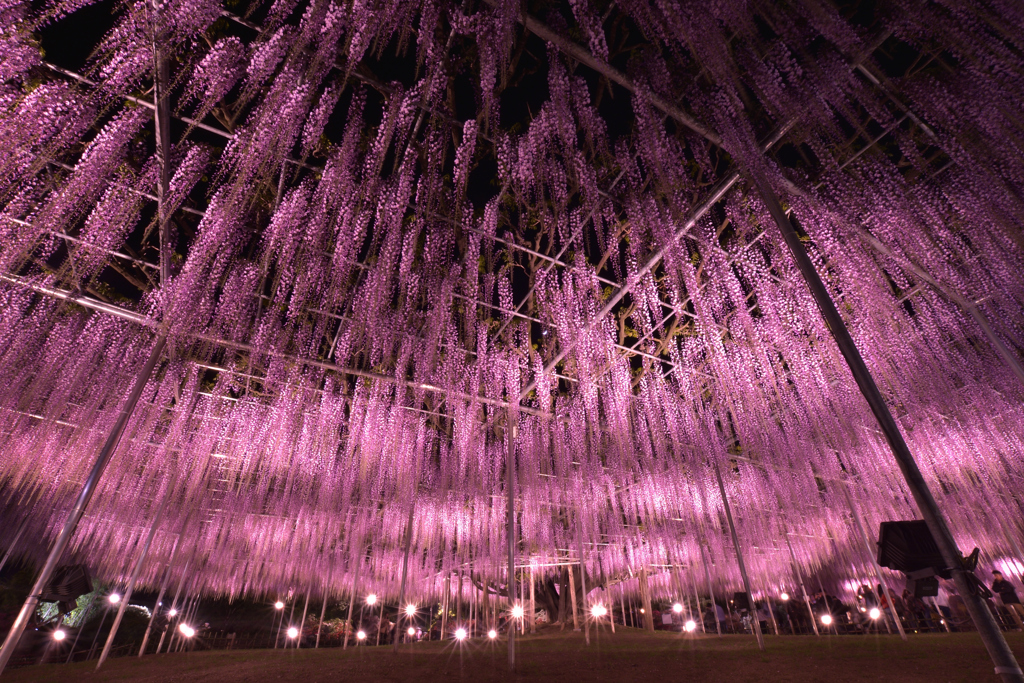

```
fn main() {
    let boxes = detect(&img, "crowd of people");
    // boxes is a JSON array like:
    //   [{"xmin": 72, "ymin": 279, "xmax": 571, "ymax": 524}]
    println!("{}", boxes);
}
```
[{"xmin": 659, "ymin": 570, "xmax": 1024, "ymax": 636}]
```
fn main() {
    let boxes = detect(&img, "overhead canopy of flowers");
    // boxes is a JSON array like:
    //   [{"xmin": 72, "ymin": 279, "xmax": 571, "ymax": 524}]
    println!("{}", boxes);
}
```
[{"xmin": 1, "ymin": 0, "xmax": 1022, "ymax": 604}]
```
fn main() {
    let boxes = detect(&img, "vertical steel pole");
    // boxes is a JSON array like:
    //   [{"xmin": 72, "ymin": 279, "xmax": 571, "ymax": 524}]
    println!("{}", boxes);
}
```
[
  {"xmin": 843, "ymin": 485, "xmax": 906, "ymax": 639},
  {"xmin": 0, "ymin": 332, "xmax": 167, "ymax": 676},
  {"xmin": 700, "ymin": 544, "xmax": 722, "ymax": 636},
  {"xmin": 529, "ymin": 565, "xmax": 536, "ymax": 633},
  {"xmin": 139, "ymin": 532, "xmax": 182, "ymax": 656},
  {"xmin": 297, "ymin": 589, "xmax": 310, "ymax": 649},
  {"xmin": 505, "ymin": 410, "xmax": 517, "ymax": 672},
  {"xmin": 65, "ymin": 593, "xmax": 97, "ymax": 664},
  {"xmin": 756, "ymin": 175, "xmax": 1023, "ymax": 680},
  {"xmin": 156, "ymin": 560, "xmax": 189, "ymax": 654},
  {"xmin": 784, "ymin": 535, "xmax": 819, "ymax": 636},
  {"xmin": 344, "ymin": 550, "xmax": 362, "ymax": 649},
  {"xmin": 315, "ymin": 574, "xmax": 330, "ymax": 649},
  {"xmin": 568, "ymin": 565, "xmax": 579, "ymax": 630},
  {"xmin": 98, "ymin": 473, "xmax": 176, "ymax": 669},
  {"xmin": 714, "ymin": 460, "xmax": 765, "ymax": 650},
  {"xmin": 0, "ymin": 517, "xmax": 28, "ymax": 575},
  {"xmin": 393, "ymin": 502, "xmax": 415, "ymax": 653},
  {"xmin": 576, "ymin": 520, "xmax": 590, "ymax": 645}
]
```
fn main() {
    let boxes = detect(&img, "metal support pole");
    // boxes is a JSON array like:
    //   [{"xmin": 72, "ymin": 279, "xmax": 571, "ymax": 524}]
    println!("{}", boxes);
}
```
[
  {"xmin": 393, "ymin": 502, "xmax": 415, "ymax": 653},
  {"xmin": 608, "ymin": 582, "xmax": 616, "ymax": 633},
  {"xmin": 714, "ymin": 460, "xmax": 765, "ymax": 650},
  {"xmin": 156, "ymin": 560, "xmax": 189, "ymax": 654},
  {"xmin": 315, "ymin": 589, "xmax": 328, "ymax": 648},
  {"xmin": 344, "ymin": 550, "xmax": 362, "ymax": 649},
  {"xmin": 0, "ymin": 332, "xmax": 168, "ymax": 676},
  {"xmin": 843, "ymin": 486, "xmax": 907, "ymax": 640},
  {"xmin": 755, "ymin": 174, "xmax": 1022, "ymax": 681},
  {"xmin": 700, "ymin": 545, "xmax": 722, "ymax": 636},
  {"xmin": 139, "ymin": 530, "xmax": 183, "ymax": 656},
  {"xmin": 505, "ymin": 409, "xmax": 517, "ymax": 672},
  {"xmin": 529, "ymin": 565, "xmax": 536, "ymax": 634},
  {"xmin": 576, "ymin": 522, "xmax": 590, "ymax": 645},
  {"xmin": 100, "ymin": 474, "xmax": 176, "ymax": 669},
  {"xmin": 287, "ymin": 595, "xmax": 297, "ymax": 648},
  {"xmin": 785, "ymin": 535, "xmax": 819, "ymax": 636},
  {"xmin": 65, "ymin": 593, "xmax": 97, "ymax": 664},
  {"xmin": 297, "ymin": 588, "xmax": 310, "ymax": 649},
  {"xmin": 568, "ymin": 565, "xmax": 579, "ymax": 630},
  {"xmin": 0, "ymin": 517, "xmax": 28, "ymax": 575},
  {"xmin": 440, "ymin": 575, "xmax": 449, "ymax": 640}
]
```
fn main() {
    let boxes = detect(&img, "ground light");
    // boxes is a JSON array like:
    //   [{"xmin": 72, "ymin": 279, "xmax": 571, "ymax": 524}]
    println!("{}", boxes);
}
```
[
  {"xmin": 454, "ymin": 628, "xmax": 467, "ymax": 641},
  {"xmin": 869, "ymin": 607, "xmax": 881, "ymax": 620},
  {"xmin": 590, "ymin": 604, "xmax": 607, "ymax": 618},
  {"xmin": 287, "ymin": 627, "xmax": 299, "ymax": 639},
  {"xmin": 780, "ymin": 593, "xmax": 790, "ymax": 601},
  {"xmin": 52, "ymin": 630, "xmax": 66, "ymax": 641},
  {"xmin": 168, "ymin": 609, "xmax": 178, "ymax": 617},
  {"xmin": 366, "ymin": 594, "xmax": 377, "ymax": 606},
  {"xmin": 407, "ymin": 627, "xmax": 415, "ymax": 636},
  {"xmin": 672, "ymin": 603, "xmax": 683, "ymax": 614},
  {"xmin": 488, "ymin": 630, "xmax": 497, "ymax": 639},
  {"xmin": 821, "ymin": 614, "xmax": 833, "ymax": 626},
  {"xmin": 405, "ymin": 603, "xmax": 416, "ymax": 616},
  {"xmin": 511, "ymin": 605, "xmax": 524, "ymax": 619},
  {"xmin": 108, "ymin": 593, "xmax": 121, "ymax": 605},
  {"xmin": 356, "ymin": 631, "xmax": 366, "ymax": 641},
  {"xmin": 684, "ymin": 620, "xmax": 697, "ymax": 632},
  {"xmin": 178, "ymin": 624, "xmax": 195, "ymax": 638},
  {"xmin": 274, "ymin": 601, "xmax": 284, "ymax": 610}
]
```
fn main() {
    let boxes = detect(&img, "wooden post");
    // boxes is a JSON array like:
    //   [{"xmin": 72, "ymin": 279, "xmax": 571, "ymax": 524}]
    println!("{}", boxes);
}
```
[{"xmin": 639, "ymin": 567, "xmax": 655, "ymax": 632}]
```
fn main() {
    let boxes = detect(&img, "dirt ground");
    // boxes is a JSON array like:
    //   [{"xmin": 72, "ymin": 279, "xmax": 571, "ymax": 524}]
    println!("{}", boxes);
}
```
[{"xmin": 9, "ymin": 626, "xmax": 1024, "ymax": 683}]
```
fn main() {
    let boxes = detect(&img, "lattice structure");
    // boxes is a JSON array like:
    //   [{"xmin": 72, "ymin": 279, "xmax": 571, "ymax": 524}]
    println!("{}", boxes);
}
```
[{"xmin": 1, "ymin": 0, "xmax": 1023, "ymax": 646}]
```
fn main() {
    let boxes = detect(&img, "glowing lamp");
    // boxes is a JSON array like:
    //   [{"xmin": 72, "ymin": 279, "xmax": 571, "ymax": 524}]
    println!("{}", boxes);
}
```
[
  {"xmin": 366, "ymin": 594, "xmax": 378, "ymax": 606},
  {"xmin": 511, "ymin": 605, "xmax": 524, "ymax": 619},
  {"xmin": 780, "ymin": 593, "xmax": 790, "ymax": 601},
  {"xmin": 820, "ymin": 614, "xmax": 833, "ymax": 626},
  {"xmin": 405, "ymin": 603, "xmax": 416, "ymax": 616},
  {"xmin": 53, "ymin": 629, "xmax": 66, "ymax": 641},
  {"xmin": 672, "ymin": 602, "xmax": 683, "ymax": 614},
  {"xmin": 287, "ymin": 626, "xmax": 299, "ymax": 639},
  {"xmin": 684, "ymin": 620, "xmax": 697, "ymax": 633},
  {"xmin": 168, "ymin": 609, "xmax": 178, "ymax": 617},
  {"xmin": 488, "ymin": 629, "xmax": 498, "ymax": 639},
  {"xmin": 639, "ymin": 608, "xmax": 645, "ymax": 614},
  {"xmin": 179, "ymin": 624, "xmax": 195, "ymax": 638},
  {"xmin": 869, "ymin": 607, "xmax": 881, "ymax": 620},
  {"xmin": 356, "ymin": 630, "xmax": 367, "ymax": 640},
  {"xmin": 108, "ymin": 593, "xmax": 121, "ymax": 605},
  {"xmin": 274, "ymin": 601, "xmax": 284, "ymax": 610},
  {"xmin": 407, "ymin": 626, "xmax": 415, "ymax": 636},
  {"xmin": 454, "ymin": 627, "xmax": 467, "ymax": 641},
  {"xmin": 590, "ymin": 604, "xmax": 607, "ymax": 618}
]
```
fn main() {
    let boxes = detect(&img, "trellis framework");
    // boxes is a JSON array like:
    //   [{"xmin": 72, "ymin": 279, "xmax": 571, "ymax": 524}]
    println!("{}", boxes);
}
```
[{"xmin": 1, "ymin": 0, "xmax": 1024, "ymax": 676}]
